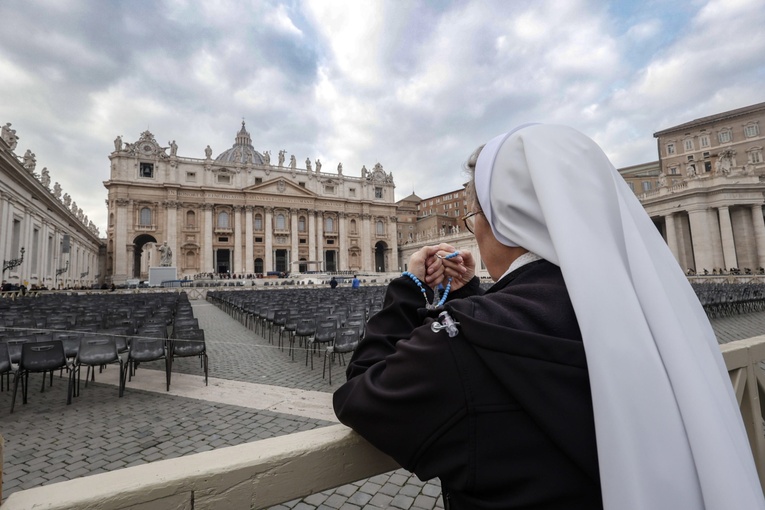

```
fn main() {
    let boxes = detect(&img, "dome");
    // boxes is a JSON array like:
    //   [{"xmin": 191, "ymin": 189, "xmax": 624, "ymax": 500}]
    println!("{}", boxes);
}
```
[{"xmin": 214, "ymin": 121, "xmax": 265, "ymax": 165}]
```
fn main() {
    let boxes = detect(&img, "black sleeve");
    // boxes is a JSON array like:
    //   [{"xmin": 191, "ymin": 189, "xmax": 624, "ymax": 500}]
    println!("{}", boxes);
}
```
[{"xmin": 333, "ymin": 276, "xmax": 468, "ymax": 473}]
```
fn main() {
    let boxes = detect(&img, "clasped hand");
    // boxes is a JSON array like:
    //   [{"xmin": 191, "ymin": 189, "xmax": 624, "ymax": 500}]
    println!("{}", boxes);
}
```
[{"xmin": 407, "ymin": 243, "xmax": 475, "ymax": 293}]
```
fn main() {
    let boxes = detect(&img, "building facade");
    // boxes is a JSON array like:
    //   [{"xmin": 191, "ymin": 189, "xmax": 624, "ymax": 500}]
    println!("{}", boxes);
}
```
[
  {"xmin": 634, "ymin": 102, "xmax": 765, "ymax": 273},
  {"xmin": 104, "ymin": 123, "xmax": 398, "ymax": 284},
  {"xmin": 1, "ymin": 122, "xmax": 103, "ymax": 289}
]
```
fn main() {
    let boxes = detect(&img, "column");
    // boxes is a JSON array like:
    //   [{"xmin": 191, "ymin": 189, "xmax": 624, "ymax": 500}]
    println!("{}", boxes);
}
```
[
  {"xmin": 203, "ymin": 204, "xmax": 213, "ymax": 272},
  {"xmin": 316, "ymin": 212, "xmax": 325, "ymax": 270},
  {"xmin": 308, "ymin": 211, "xmax": 316, "ymax": 267},
  {"xmin": 717, "ymin": 206, "xmax": 737, "ymax": 270},
  {"xmin": 664, "ymin": 213, "xmax": 679, "ymax": 263},
  {"xmin": 0, "ymin": 192, "xmax": 8, "ymax": 262},
  {"xmin": 389, "ymin": 216, "xmax": 399, "ymax": 272},
  {"xmin": 751, "ymin": 204, "xmax": 765, "ymax": 268},
  {"xmin": 245, "ymin": 206, "xmax": 254, "ymax": 273},
  {"xmin": 338, "ymin": 212, "xmax": 348, "ymax": 271},
  {"xmin": 265, "ymin": 207, "xmax": 273, "ymax": 272},
  {"xmin": 290, "ymin": 208, "xmax": 298, "ymax": 272},
  {"xmin": 688, "ymin": 208, "xmax": 714, "ymax": 272},
  {"xmin": 165, "ymin": 201, "xmax": 178, "ymax": 266},
  {"xmin": 114, "ymin": 198, "xmax": 129, "ymax": 283},
  {"xmin": 234, "ymin": 205, "xmax": 243, "ymax": 272},
  {"xmin": 361, "ymin": 214, "xmax": 372, "ymax": 271}
]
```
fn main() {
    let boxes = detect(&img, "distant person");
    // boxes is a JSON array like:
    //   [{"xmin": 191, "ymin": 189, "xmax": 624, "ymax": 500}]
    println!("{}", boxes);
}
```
[
  {"xmin": 329, "ymin": 277, "xmax": 338, "ymax": 289},
  {"xmin": 352, "ymin": 275, "xmax": 361, "ymax": 289}
]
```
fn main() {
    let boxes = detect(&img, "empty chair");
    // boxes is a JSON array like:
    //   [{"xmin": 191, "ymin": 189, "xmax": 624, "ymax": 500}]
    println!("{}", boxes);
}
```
[
  {"xmin": 11, "ymin": 339, "xmax": 73, "ymax": 412},
  {"xmin": 127, "ymin": 336, "xmax": 170, "ymax": 391},
  {"xmin": 306, "ymin": 320, "xmax": 336, "ymax": 369},
  {"xmin": 271, "ymin": 310, "xmax": 289, "ymax": 346},
  {"xmin": 280, "ymin": 311, "xmax": 299, "ymax": 355},
  {"xmin": 324, "ymin": 327, "xmax": 360, "ymax": 384},
  {"xmin": 5, "ymin": 334, "xmax": 36, "ymax": 364},
  {"xmin": 72, "ymin": 336, "xmax": 125, "ymax": 399},
  {"xmin": 0, "ymin": 342, "xmax": 11, "ymax": 391},
  {"xmin": 293, "ymin": 318, "xmax": 316, "ymax": 360},
  {"xmin": 169, "ymin": 329, "xmax": 208, "ymax": 386}
]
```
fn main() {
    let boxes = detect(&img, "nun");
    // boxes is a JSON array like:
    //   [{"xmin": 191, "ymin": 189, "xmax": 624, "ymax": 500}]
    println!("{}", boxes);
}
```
[{"xmin": 333, "ymin": 124, "xmax": 764, "ymax": 510}]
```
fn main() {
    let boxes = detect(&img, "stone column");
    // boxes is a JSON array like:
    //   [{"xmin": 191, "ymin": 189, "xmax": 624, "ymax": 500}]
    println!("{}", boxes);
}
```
[
  {"xmin": 338, "ymin": 212, "xmax": 347, "ymax": 271},
  {"xmin": 234, "ymin": 205, "xmax": 243, "ymax": 273},
  {"xmin": 290, "ymin": 208, "xmax": 298, "ymax": 272},
  {"xmin": 114, "ymin": 198, "xmax": 129, "ymax": 283},
  {"xmin": 245, "ymin": 206, "xmax": 254, "ymax": 273},
  {"xmin": 165, "ymin": 201, "xmax": 178, "ymax": 266},
  {"xmin": 688, "ymin": 208, "xmax": 714, "ymax": 272},
  {"xmin": 265, "ymin": 207, "xmax": 273, "ymax": 273},
  {"xmin": 308, "ymin": 211, "xmax": 316, "ymax": 269},
  {"xmin": 316, "ymin": 211, "xmax": 324, "ymax": 270},
  {"xmin": 751, "ymin": 204, "xmax": 765, "ymax": 268},
  {"xmin": 203, "ymin": 204, "xmax": 214, "ymax": 273},
  {"xmin": 717, "ymin": 206, "xmax": 738, "ymax": 270},
  {"xmin": 126, "ymin": 244, "xmax": 135, "ymax": 281},
  {"xmin": 664, "ymin": 213, "xmax": 680, "ymax": 263},
  {"xmin": 361, "ymin": 214, "xmax": 372, "ymax": 271},
  {"xmin": 389, "ymin": 216, "xmax": 399, "ymax": 272}
]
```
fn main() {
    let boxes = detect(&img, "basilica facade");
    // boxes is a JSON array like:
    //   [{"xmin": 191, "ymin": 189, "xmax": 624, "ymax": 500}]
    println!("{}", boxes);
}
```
[{"xmin": 104, "ymin": 123, "xmax": 398, "ymax": 284}]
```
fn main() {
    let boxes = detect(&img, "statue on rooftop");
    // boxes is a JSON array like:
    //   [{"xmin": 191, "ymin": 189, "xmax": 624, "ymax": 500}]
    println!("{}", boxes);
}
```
[
  {"xmin": 169, "ymin": 140, "xmax": 178, "ymax": 157},
  {"xmin": 205, "ymin": 145, "xmax": 212, "ymax": 159},
  {"xmin": 278, "ymin": 150, "xmax": 286, "ymax": 167},
  {"xmin": 289, "ymin": 154, "xmax": 297, "ymax": 169},
  {"xmin": 263, "ymin": 150, "xmax": 271, "ymax": 165},
  {"xmin": 315, "ymin": 159, "xmax": 322, "ymax": 173},
  {"xmin": 53, "ymin": 182, "xmax": 62, "ymax": 199},
  {"xmin": 40, "ymin": 167, "xmax": 50, "ymax": 188},
  {"xmin": 114, "ymin": 135, "xmax": 122, "ymax": 152},
  {"xmin": 3, "ymin": 123, "xmax": 19, "ymax": 151},
  {"xmin": 23, "ymin": 149, "xmax": 36, "ymax": 172},
  {"xmin": 63, "ymin": 193, "xmax": 71, "ymax": 207},
  {"xmin": 306, "ymin": 157, "xmax": 312, "ymax": 171}
]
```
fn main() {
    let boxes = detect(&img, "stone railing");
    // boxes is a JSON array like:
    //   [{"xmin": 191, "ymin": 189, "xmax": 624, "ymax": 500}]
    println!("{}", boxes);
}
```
[{"xmin": 2, "ymin": 337, "xmax": 765, "ymax": 508}]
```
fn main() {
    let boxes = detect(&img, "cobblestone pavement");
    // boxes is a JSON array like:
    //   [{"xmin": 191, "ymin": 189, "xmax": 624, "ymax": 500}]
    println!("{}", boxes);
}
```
[{"xmin": 1, "ymin": 295, "xmax": 763, "ymax": 508}]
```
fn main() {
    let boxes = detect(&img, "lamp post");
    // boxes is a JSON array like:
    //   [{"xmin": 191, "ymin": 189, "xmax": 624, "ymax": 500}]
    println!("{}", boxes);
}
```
[{"xmin": 2, "ymin": 247, "xmax": 24, "ymax": 276}]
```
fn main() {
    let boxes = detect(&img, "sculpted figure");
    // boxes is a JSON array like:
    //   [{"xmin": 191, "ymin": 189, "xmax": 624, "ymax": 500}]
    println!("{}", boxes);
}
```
[
  {"xmin": 23, "ymin": 149, "xmax": 36, "ymax": 172},
  {"xmin": 63, "ymin": 193, "xmax": 71, "ymax": 207},
  {"xmin": 41, "ymin": 167, "xmax": 51, "ymax": 188},
  {"xmin": 658, "ymin": 172, "xmax": 667, "ymax": 188},
  {"xmin": 361, "ymin": 165, "xmax": 368, "ymax": 179},
  {"xmin": 114, "ymin": 135, "xmax": 122, "ymax": 152},
  {"xmin": 3, "ymin": 123, "xmax": 19, "ymax": 150},
  {"xmin": 315, "ymin": 159, "xmax": 322, "ymax": 173},
  {"xmin": 716, "ymin": 150, "xmax": 733, "ymax": 175},
  {"xmin": 205, "ymin": 145, "xmax": 212, "ymax": 159},
  {"xmin": 306, "ymin": 158, "xmax": 312, "ymax": 171},
  {"xmin": 686, "ymin": 164, "xmax": 697, "ymax": 178},
  {"xmin": 289, "ymin": 154, "xmax": 297, "ymax": 169},
  {"xmin": 53, "ymin": 182, "xmax": 62, "ymax": 199},
  {"xmin": 159, "ymin": 241, "xmax": 173, "ymax": 267},
  {"xmin": 263, "ymin": 150, "xmax": 271, "ymax": 165},
  {"xmin": 169, "ymin": 140, "xmax": 177, "ymax": 156},
  {"xmin": 71, "ymin": 201, "xmax": 78, "ymax": 214},
  {"xmin": 337, "ymin": 162, "xmax": 343, "ymax": 174},
  {"xmin": 278, "ymin": 150, "xmax": 286, "ymax": 167},
  {"xmin": 233, "ymin": 147, "xmax": 242, "ymax": 162}
]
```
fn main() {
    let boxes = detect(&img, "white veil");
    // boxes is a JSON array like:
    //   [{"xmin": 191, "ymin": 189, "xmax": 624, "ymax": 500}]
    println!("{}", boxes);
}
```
[{"xmin": 474, "ymin": 124, "xmax": 764, "ymax": 509}]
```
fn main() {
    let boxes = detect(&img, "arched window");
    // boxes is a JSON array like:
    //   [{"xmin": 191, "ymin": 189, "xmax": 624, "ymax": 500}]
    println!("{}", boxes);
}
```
[
  {"xmin": 254, "ymin": 214, "xmax": 263, "ymax": 231},
  {"xmin": 139, "ymin": 207, "xmax": 152, "ymax": 226},
  {"xmin": 254, "ymin": 258, "xmax": 264, "ymax": 273},
  {"xmin": 276, "ymin": 213, "xmax": 286, "ymax": 230},
  {"xmin": 350, "ymin": 219, "xmax": 357, "ymax": 234},
  {"xmin": 298, "ymin": 216, "xmax": 306, "ymax": 232},
  {"xmin": 376, "ymin": 220, "xmax": 384, "ymax": 235},
  {"xmin": 186, "ymin": 210, "xmax": 196, "ymax": 228},
  {"xmin": 218, "ymin": 211, "xmax": 229, "ymax": 228},
  {"xmin": 325, "ymin": 216, "xmax": 334, "ymax": 232}
]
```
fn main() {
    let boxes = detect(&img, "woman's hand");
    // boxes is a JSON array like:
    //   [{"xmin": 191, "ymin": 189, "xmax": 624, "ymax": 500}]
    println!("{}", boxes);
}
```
[{"xmin": 431, "ymin": 245, "xmax": 475, "ymax": 293}]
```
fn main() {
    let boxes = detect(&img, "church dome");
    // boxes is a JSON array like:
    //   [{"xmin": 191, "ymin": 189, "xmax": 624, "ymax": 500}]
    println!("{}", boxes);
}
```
[{"xmin": 215, "ymin": 121, "xmax": 265, "ymax": 165}]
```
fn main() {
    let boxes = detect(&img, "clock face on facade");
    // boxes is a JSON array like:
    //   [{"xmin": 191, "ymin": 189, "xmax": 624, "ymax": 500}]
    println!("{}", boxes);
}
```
[{"xmin": 143, "ymin": 144, "xmax": 153, "ymax": 153}]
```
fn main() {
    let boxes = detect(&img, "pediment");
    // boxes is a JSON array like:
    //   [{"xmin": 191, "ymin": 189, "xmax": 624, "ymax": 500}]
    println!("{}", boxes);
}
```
[{"xmin": 243, "ymin": 178, "xmax": 316, "ymax": 197}]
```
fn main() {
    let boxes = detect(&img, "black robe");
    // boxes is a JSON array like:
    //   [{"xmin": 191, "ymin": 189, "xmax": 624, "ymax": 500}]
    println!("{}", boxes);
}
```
[{"xmin": 333, "ymin": 260, "xmax": 602, "ymax": 509}]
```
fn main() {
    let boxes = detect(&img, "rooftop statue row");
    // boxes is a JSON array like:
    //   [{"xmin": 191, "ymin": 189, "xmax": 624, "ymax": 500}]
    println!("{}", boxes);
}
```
[{"xmin": 2, "ymin": 121, "xmax": 100, "ymax": 237}]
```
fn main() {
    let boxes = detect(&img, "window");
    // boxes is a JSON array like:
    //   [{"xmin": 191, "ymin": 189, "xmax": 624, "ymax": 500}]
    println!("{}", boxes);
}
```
[
  {"xmin": 641, "ymin": 181, "xmax": 651, "ymax": 192},
  {"xmin": 666, "ymin": 143, "xmax": 675, "ymax": 155},
  {"xmin": 350, "ymin": 219, "xmax": 357, "ymax": 234},
  {"xmin": 718, "ymin": 130, "xmax": 732, "ymax": 143},
  {"xmin": 217, "ymin": 211, "xmax": 229, "ymax": 228},
  {"xmin": 375, "ymin": 187, "xmax": 383, "ymax": 199},
  {"xmin": 324, "ymin": 185, "xmax": 335, "ymax": 194},
  {"xmin": 684, "ymin": 139, "xmax": 694, "ymax": 151},
  {"xmin": 140, "ymin": 162, "xmax": 154, "ymax": 178},
  {"xmin": 186, "ymin": 172, "xmax": 196, "ymax": 182},
  {"xmin": 628, "ymin": 182, "xmax": 635, "ymax": 191},
  {"xmin": 139, "ymin": 207, "xmax": 152, "ymax": 226},
  {"xmin": 255, "ymin": 177, "xmax": 263, "ymax": 184},
  {"xmin": 669, "ymin": 167, "xmax": 678, "ymax": 175},
  {"xmin": 700, "ymin": 135, "xmax": 710, "ymax": 148},
  {"xmin": 376, "ymin": 220, "xmax": 384, "ymax": 235},
  {"xmin": 254, "ymin": 214, "xmax": 263, "ymax": 231},
  {"xmin": 218, "ymin": 237, "xmax": 228, "ymax": 243},
  {"xmin": 186, "ymin": 210, "xmax": 196, "ymax": 228},
  {"xmin": 217, "ymin": 174, "xmax": 231, "ymax": 184},
  {"xmin": 749, "ymin": 149, "xmax": 763, "ymax": 164},
  {"xmin": 276, "ymin": 214, "xmax": 286, "ymax": 230},
  {"xmin": 298, "ymin": 216, "xmax": 306, "ymax": 232},
  {"xmin": 255, "ymin": 237, "xmax": 263, "ymax": 243},
  {"xmin": 349, "ymin": 188, "xmax": 356, "ymax": 197},
  {"xmin": 703, "ymin": 152, "xmax": 710, "ymax": 159},
  {"xmin": 299, "ymin": 182, "xmax": 306, "ymax": 187},
  {"xmin": 745, "ymin": 124, "xmax": 759, "ymax": 138},
  {"xmin": 687, "ymin": 155, "xmax": 694, "ymax": 161},
  {"xmin": 704, "ymin": 161, "xmax": 712, "ymax": 172},
  {"xmin": 325, "ymin": 217, "xmax": 334, "ymax": 232}
]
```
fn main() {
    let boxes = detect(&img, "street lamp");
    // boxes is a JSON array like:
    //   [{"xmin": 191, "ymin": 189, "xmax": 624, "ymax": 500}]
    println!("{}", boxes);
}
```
[{"xmin": 2, "ymin": 247, "xmax": 25, "ymax": 276}]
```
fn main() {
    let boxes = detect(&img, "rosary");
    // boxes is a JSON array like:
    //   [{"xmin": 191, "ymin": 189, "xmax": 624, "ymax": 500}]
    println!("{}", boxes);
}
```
[{"xmin": 402, "ymin": 251, "xmax": 459, "ymax": 310}]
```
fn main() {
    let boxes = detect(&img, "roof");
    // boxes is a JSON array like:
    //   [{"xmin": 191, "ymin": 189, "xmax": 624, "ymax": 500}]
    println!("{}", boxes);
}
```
[
  {"xmin": 654, "ymin": 101, "xmax": 765, "ymax": 137},
  {"xmin": 215, "ymin": 121, "xmax": 265, "ymax": 165}
]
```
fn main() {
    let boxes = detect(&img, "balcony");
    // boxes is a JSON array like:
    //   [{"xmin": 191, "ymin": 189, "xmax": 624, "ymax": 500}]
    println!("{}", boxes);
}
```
[
  {"xmin": 2, "ymin": 336, "xmax": 764, "ymax": 509},
  {"xmin": 135, "ymin": 224, "xmax": 156, "ymax": 232}
]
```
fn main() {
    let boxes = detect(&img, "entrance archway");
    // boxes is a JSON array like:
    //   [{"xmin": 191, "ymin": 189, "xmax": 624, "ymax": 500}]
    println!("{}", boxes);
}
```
[
  {"xmin": 374, "ymin": 241, "xmax": 388, "ymax": 272},
  {"xmin": 215, "ymin": 249, "xmax": 230, "ymax": 274},
  {"xmin": 133, "ymin": 234, "xmax": 157, "ymax": 278}
]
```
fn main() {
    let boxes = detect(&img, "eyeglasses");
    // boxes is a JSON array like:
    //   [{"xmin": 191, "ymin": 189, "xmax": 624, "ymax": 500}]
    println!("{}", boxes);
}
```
[{"xmin": 461, "ymin": 211, "xmax": 483, "ymax": 234}]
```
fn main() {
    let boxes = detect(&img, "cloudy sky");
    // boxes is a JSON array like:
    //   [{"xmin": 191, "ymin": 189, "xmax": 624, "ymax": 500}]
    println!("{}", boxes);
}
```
[{"xmin": 2, "ymin": 0, "xmax": 764, "ymax": 234}]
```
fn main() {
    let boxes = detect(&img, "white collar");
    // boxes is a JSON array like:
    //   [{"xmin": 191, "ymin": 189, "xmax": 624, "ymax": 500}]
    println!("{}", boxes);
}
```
[{"xmin": 496, "ymin": 251, "xmax": 542, "ymax": 282}]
